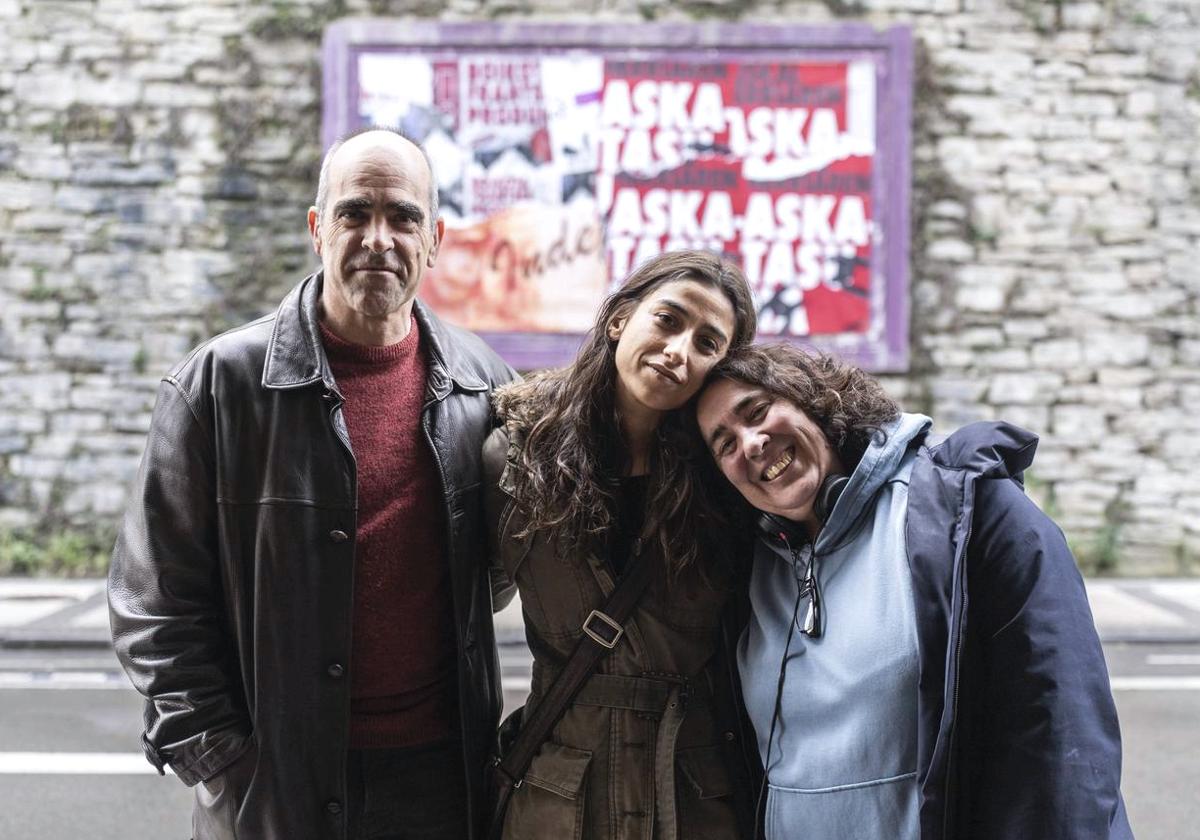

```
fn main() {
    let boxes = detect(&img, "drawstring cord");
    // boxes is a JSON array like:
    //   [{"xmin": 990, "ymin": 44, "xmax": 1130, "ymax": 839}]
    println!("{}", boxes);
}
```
[{"xmin": 753, "ymin": 532, "xmax": 816, "ymax": 840}]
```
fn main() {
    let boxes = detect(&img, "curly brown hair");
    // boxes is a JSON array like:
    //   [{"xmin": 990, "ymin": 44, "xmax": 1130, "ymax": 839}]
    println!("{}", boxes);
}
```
[
  {"xmin": 703, "ymin": 343, "xmax": 901, "ymax": 472},
  {"xmin": 495, "ymin": 250, "xmax": 757, "ymax": 580}
]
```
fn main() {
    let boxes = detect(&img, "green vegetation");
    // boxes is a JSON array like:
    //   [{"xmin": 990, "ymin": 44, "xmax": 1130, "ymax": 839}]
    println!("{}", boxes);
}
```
[
  {"xmin": 1186, "ymin": 73, "xmax": 1200, "ymax": 102},
  {"xmin": 1175, "ymin": 543, "xmax": 1195, "ymax": 575},
  {"xmin": 824, "ymin": 0, "xmax": 867, "ymax": 16},
  {"xmin": 51, "ymin": 104, "xmax": 134, "ymax": 146},
  {"xmin": 1026, "ymin": 475, "xmax": 1132, "ymax": 575},
  {"xmin": 0, "ymin": 527, "xmax": 115, "ymax": 577},
  {"xmin": 676, "ymin": 0, "xmax": 756, "ymax": 22},
  {"xmin": 1011, "ymin": 0, "xmax": 1065, "ymax": 34},
  {"xmin": 1023, "ymin": 471, "xmax": 1061, "ymax": 520},
  {"xmin": 132, "ymin": 345, "xmax": 148, "ymax": 375},
  {"xmin": 249, "ymin": 0, "xmax": 348, "ymax": 41},
  {"xmin": 24, "ymin": 283, "xmax": 57, "ymax": 302},
  {"xmin": 1071, "ymin": 498, "xmax": 1132, "ymax": 575},
  {"xmin": 967, "ymin": 224, "xmax": 999, "ymax": 247},
  {"xmin": 1072, "ymin": 524, "xmax": 1121, "ymax": 575}
]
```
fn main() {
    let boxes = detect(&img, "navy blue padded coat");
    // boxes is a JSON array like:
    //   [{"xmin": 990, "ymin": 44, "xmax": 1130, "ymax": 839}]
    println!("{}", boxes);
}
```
[
  {"xmin": 725, "ymin": 420, "xmax": 1135, "ymax": 839},
  {"xmin": 905, "ymin": 420, "xmax": 1133, "ymax": 839}
]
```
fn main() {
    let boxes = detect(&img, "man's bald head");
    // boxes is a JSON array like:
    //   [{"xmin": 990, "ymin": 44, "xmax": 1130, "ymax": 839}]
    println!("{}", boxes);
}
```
[
  {"xmin": 306, "ymin": 126, "xmax": 445, "ymax": 346},
  {"xmin": 314, "ymin": 128, "xmax": 439, "ymax": 232}
]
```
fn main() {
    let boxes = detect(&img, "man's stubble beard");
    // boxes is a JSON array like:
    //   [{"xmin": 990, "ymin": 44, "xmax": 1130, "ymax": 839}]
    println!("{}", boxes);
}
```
[{"xmin": 347, "ymin": 271, "xmax": 414, "ymax": 318}]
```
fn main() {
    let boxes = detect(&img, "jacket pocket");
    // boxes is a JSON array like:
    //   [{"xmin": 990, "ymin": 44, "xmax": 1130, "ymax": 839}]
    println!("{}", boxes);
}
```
[
  {"xmin": 192, "ymin": 735, "xmax": 257, "ymax": 840},
  {"xmin": 503, "ymin": 742, "xmax": 592, "ymax": 840},
  {"xmin": 676, "ymin": 744, "xmax": 739, "ymax": 840}
]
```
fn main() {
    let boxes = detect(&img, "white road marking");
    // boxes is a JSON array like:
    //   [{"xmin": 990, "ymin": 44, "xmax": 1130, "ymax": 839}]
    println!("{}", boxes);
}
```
[
  {"xmin": 1111, "ymin": 676, "xmax": 1200, "ymax": 691},
  {"xmin": 0, "ymin": 580, "xmax": 103, "ymax": 598},
  {"xmin": 68, "ymin": 603, "xmax": 111, "ymax": 628},
  {"xmin": 2, "ymin": 670, "xmax": 522, "ymax": 692},
  {"xmin": 0, "ymin": 671, "xmax": 128, "ymax": 690},
  {"xmin": 2, "ymin": 667, "xmax": 1190, "ymax": 695},
  {"xmin": 1084, "ymin": 585, "xmax": 1188, "ymax": 629},
  {"xmin": 0, "ymin": 753, "xmax": 172, "ymax": 775},
  {"xmin": 0, "ymin": 598, "xmax": 76, "ymax": 627},
  {"xmin": 1150, "ymin": 581, "xmax": 1200, "ymax": 613},
  {"xmin": 1147, "ymin": 654, "xmax": 1200, "ymax": 666}
]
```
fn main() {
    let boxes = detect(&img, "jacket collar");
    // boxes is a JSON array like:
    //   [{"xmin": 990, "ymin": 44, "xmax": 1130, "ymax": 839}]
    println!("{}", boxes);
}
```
[
  {"xmin": 261, "ymin": 271, "xmax": 487, "ymax": 399},
  {"xmin": 261, "ymin": 272, "xmax": 325, "ymax": 391},
  {"xmin": 412, "ymin": 290, "xmax": 488, "ymax": 401}
]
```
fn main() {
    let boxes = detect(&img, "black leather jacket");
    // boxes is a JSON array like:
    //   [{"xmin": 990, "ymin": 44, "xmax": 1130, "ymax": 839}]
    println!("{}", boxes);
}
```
[{"xmin": 108, "ymin": 272, "xmax": 518, "ymax": 840}]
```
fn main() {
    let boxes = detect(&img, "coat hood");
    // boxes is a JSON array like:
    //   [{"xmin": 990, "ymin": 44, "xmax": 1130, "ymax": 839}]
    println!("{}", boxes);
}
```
[
  {"xmin": 927, "ymin": 420, "xmax": 1038, "ymax": 483},
  {"xmin": 815, "ymin": 412, "xmax": 931, "ymax": 553},
  {"xmin": 491, "ymin": 371, "xmax": 564, "ymax": 435}
]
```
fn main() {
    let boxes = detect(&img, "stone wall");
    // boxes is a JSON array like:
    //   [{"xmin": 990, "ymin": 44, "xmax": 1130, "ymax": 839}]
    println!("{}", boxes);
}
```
[{"xmin": 0, "ymin": 0, "xmax": 1196, "ymax": 573}]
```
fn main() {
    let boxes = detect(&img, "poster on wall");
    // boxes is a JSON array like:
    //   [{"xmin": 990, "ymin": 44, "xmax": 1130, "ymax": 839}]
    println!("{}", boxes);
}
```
[{"xmin": 323, "ymin": 22, "xmax": 912, "ymax": 370}]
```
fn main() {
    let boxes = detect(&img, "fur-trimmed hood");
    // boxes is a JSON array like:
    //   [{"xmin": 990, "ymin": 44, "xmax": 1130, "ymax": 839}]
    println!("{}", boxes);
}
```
[{"xmin": 491, "ymin": 372, "xmax": 567, "ymax": 436}]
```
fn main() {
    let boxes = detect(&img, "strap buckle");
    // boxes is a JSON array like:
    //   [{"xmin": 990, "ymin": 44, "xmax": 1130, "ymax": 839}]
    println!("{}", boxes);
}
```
[
  {"xmin": 582, "ymin": 609, "xmax": 624, "ymax": 649},
  {"xmin": 491, "ymin": 758, "xmax": 524, "ymax": 789}
]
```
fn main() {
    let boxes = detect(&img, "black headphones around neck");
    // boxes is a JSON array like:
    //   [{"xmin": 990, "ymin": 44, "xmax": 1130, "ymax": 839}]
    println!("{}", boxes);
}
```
[{"xmin": 753, "ymin": 474, "xmax": 849, "ymax": 547}]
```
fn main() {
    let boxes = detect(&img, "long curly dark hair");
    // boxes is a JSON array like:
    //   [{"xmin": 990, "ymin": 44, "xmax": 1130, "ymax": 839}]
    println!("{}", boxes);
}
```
[
  {"xmin": 704, "ymin": 343, "xmax": 901, "ymax": 472},
  {"xmin": 495, "ymin": 251, "xmax": 757, "ymax": 579}
]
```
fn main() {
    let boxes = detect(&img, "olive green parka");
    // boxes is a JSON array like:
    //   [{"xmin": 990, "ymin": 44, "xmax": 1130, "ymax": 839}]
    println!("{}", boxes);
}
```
[{"xmin": 483, "ymin": 386, "xmax": 755, "ymax": 840}]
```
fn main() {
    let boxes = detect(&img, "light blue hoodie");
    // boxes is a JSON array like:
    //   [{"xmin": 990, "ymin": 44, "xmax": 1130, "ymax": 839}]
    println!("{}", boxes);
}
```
[{"xmin": 738, "ymin": 413, "xmax": 932, "ymax": 840}]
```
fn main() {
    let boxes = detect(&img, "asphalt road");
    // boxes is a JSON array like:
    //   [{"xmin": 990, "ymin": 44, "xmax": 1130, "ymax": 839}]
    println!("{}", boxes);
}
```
[
  {"xmin": 0, "ymin": 641, "xmax": 1195, "ymax": 840},
  {"xmin": 0, "ymin": 650, "xmax": 192, "ymax": 840}
]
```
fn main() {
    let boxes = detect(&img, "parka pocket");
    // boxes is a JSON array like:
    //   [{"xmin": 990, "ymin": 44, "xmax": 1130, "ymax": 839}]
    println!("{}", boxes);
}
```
[
  {"xmin": 512, "ymin": 539, "xmax": 595, "ymax": 641},
  {"xmin": 502, "ymin": 742, "xmax": 592, "ymax": 840},
  {"xmin": 651, "ymin": 577, "xmax": 731, "ymax": 635},
  {"xmin": 676, "ymin": 744, "xmax": 739, "ymax": 840}
]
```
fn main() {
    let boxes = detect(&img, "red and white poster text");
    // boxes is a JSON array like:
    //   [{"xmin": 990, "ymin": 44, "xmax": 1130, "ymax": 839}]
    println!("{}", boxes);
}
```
[{"xmin": 358, "ymin": 52, "xmax": 880, "ymax": 339}]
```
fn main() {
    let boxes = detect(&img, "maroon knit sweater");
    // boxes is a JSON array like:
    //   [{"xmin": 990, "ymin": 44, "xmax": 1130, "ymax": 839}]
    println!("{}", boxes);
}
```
[{"xmin": 320, "ymin": 319, "xmax": 457, "ymax": 749}]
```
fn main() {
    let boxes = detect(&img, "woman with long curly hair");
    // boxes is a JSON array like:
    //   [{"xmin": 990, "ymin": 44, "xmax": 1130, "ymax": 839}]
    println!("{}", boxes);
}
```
[
  {"xmin": 483, "ymin": 250, "xmax": 759, "ymax": 840},
  {"xmin": 694, "ymin": 343, "xmax": 1131, "ymax": 840}
]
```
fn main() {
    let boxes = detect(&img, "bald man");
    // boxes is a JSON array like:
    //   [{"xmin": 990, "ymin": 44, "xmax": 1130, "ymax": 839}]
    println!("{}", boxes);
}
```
[{"xmin": 110, "ymin": 129, "xmax": 517, "ymax": 840}]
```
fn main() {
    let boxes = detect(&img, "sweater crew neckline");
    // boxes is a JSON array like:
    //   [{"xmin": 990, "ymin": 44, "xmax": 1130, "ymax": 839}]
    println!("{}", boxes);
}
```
[{"xmin": 319, "ymin": 317, "xmax": 418, "ymax": 365}]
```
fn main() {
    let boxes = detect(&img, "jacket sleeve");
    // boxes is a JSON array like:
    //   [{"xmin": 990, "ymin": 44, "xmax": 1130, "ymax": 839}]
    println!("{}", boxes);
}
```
[
  {"xmin": 480, "ymin": 354, "xmax": 519, "ymax": 612},
  {"xmin": 483, "ymin": 424, "xmax": 517, "ymax": 611},
  {"xmin": 107, "ymin": 377, "xmax": 252, "ymax": 786},
  {"xmin": 965, "ymin": 477, "xmax": 1132, "ymax": 839}
]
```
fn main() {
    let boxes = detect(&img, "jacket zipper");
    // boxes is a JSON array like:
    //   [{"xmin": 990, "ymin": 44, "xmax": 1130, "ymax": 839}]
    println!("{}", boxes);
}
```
[{"xmin": 940, "ymin": 495, "xmax": 973, "ymax": 839}]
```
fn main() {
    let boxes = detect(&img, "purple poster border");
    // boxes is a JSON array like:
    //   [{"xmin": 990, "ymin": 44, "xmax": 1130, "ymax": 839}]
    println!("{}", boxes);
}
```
[{"xmin": 322, "ymin": 20, "xmax": 913, "ymax": 371}]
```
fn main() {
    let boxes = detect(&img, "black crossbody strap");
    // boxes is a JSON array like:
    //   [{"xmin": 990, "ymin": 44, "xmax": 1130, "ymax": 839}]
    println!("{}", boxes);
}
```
[{"xmin": 490, "ymin": 539, "xmax": 653, "ymax": 827}]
